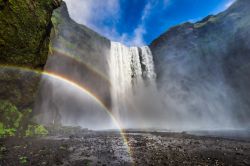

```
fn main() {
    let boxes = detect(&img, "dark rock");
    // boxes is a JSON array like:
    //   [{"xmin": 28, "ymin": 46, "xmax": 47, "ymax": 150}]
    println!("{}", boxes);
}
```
[{"xmin": 0, "ymin": 0, "xmax": 61, "ymax": 109}]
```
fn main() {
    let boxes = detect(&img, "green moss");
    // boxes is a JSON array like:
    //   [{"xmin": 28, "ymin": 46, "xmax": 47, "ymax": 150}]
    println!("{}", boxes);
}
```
[
  {"xmin": 19, "ymin": 156, "xmax": 28, "ymax": 164},
  {"xmin": 0, "ymin": 100, "xmax": 48, "ymax": 138},
  {"xmin": 25, "ymin": 124, "xmax": 48, "ymax": 137},
  {"xmin": 4, "ymin": 128, "xmax": 16, "ymax": 136},
  {"xmin": 0, "ymin": 123, "xmax": 4, "ymax": 136},
  {"xmin": 52, "ymin": 11, "xmax": 63, "ymax": 34},
  {"xmin": 25, "ymin": 125, "xmax": 33, "ymax": 137},
  {"xmin": 0, "ymin": 124, "xmax": 16, "ymax": 137},
  {"xmin": 58, "ymin": 36, "xmax": 77, "ymax": 50},
  {"xmin": 0, "ymin": 100, "xmax": 20, "ymax": 137},
  {"xmin": 0, "ymin": 0, "xmax": 61, "ymax": 68},
  {"xmin": 0, "ymin": 100, "xmax": 22, "ymax": 137},
  {"xmin": 35, "ymin": 125, "xmax": 48, "ymax": 136}
]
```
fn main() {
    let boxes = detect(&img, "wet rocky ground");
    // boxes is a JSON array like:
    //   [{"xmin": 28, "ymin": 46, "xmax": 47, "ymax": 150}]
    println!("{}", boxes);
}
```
[{"xmin": 0, "ymin": 130, "xmax": 250, "ymax": 166}]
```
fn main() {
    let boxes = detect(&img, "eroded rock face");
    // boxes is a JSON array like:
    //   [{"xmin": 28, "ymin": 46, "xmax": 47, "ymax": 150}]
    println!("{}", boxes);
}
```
[
  {"xmin": 52, "ymin": 2, "xmax": 111, "ymax": 102},
  {"xmin": 0, "ymin": 0, "xmax": 61, "ymax": 109},
  {"xmin": 34, "ymin": 2, "xmax": 112, "ymax": 125},
  {"xmin": 150, "ymin": 0, "xmax": 250, "ymax": 127}
]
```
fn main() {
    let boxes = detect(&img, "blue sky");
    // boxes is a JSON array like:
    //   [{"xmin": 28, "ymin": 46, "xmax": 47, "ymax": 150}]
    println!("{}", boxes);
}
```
[{"xmin": 64, "ymin": 0, "xmax": 236, "ymax": 46}]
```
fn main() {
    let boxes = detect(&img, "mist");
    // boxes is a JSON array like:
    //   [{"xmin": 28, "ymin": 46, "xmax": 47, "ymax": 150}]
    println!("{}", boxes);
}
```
[
  {"xmin": 155, "ymin": 53, "xmax": 239, "ymax": 130},
  {"xmin": 34, "ymin": 73, "xmax": 116, "ymax": 130},
  {"xmin": 34, "ymin": 0, "xmax": 250, "ymax": 131}
]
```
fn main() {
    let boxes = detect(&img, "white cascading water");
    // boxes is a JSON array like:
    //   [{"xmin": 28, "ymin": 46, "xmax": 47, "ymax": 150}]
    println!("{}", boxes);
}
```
[
  {"xmin": 140, "ymin": 46, "xmax": 156, "ymax": 81},
  {"xmin": 109, "ymin": 42, "xmax": 157, "ymax": 127}
]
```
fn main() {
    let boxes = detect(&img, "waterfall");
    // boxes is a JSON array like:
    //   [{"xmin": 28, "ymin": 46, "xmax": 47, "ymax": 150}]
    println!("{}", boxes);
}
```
[
  {"xmin": 109, "ymin": 42, "xmax": 156, "ymax": 127},
  {"xmin": 140, "ymin": 46, "xmax": 156, "ymax": 81}
]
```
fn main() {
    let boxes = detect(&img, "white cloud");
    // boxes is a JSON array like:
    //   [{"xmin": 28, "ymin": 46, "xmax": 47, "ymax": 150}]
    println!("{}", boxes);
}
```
[
  {"xmin": 129, "ymin": 0, "xmax": 171, "ymax": 46},
  {"xmin": 141, "ymin": 2, "xmax": 153, "ymax": 21},
  {"xmin": 127, "ymin": 0, "xmax": 169, "ymax": 46},
  {"xmin": 64, "ymin": 0, "xmax": 90, "ymax": 25},
  {"xmin": 129, "ymin": 25, "xmax": 146, "ymax": 46},
  {"xmin": 64, "ymin": 0, "xmax": 120, "ymax": 31},
  {"xmin": 64, "ymin": 0, "xmax": 150, "ymax": 46},
  {"xmin": 63, "ymin": 0, "xmax": 170, "ymax": 46},
  {"xmin": 126, "ymin": 1, "xmax": 153, "ymax": 46}
]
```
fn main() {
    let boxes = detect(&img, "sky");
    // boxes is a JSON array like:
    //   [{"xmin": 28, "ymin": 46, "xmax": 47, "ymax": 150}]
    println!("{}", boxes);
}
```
[{"xmin": 64, "ymin": 0, "xmax": 236, "ymax": 46}]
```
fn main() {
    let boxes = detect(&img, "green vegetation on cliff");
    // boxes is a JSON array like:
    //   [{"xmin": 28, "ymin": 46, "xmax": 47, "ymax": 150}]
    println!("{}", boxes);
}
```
[
  {"xmin": 0, "ymin": 0, "xmax": 61, "ymax": 68},
  {"xmin": 25, "ymin": 124, "xmax": 48, "ymax": 137},
  {"xmin": 0, "ymin": 100, "xmax": 22, "ymax": 137},
  {"xmin": 0, "ymin": 100, "xmax": 48, "ymax": 138},
  {"xmin": 0, "ymin": 0, "xmax": 61, "ymax": 110}
]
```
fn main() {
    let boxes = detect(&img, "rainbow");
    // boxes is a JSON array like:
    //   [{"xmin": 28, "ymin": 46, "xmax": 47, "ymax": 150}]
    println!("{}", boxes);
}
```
[
  {"xmin": 0, "ymin": 65, "xmax": 134, "ymax": 164},
  {"xmin": 51, "ymin": 48, "xmax": 111, "ymax": 84}
]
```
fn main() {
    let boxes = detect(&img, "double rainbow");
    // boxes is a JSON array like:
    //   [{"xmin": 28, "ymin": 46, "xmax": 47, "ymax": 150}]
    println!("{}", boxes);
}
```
[{"xmin": 0, "ymin": 65, "xmax": 134, "ymax": 164}]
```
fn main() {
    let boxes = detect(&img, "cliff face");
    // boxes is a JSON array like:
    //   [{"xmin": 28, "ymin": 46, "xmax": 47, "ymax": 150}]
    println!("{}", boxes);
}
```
[
  {"xmin": 51, "ymin": 2, "xmax": 110, "ymax": 75},
  {"xmin": 0, "ymin": 0, "xmax": 61, "ymax": 68},
  {"xmin": 0, "ymin": 0, "xmax": 61, "ymax": 108},
  {"xmin": 150, "ymin": 0, "xmax": 250, "ymax": 127},
  {"xmin": 35, "ymin": 2, "xmax": 112, "ymax": 124},
  {"xmin": 50, "ymin": 2, "xmax": 111, "ymax": 106}
]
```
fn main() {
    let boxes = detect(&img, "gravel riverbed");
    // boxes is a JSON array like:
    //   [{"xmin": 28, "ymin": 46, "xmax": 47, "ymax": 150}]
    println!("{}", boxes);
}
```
[{"xmin": 1, "ymin": 131, "xmax": 250, "ymax": 166}]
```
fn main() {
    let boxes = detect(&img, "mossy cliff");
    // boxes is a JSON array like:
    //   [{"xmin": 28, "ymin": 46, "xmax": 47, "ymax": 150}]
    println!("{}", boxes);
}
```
[
  {"xmin": 0, "ymin": 0, "xmax": 61, "ymax": 109},
  {"xmin": 0, "ymin": 0, "xmax": 61, "ymax": 68}
]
